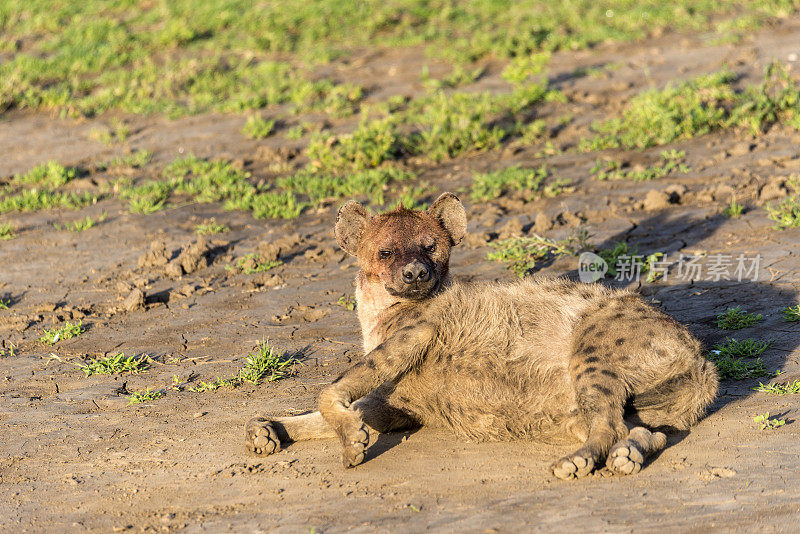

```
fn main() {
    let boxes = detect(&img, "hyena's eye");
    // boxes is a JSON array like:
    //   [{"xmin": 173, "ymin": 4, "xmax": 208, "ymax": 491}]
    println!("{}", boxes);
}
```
[
  {"xmin": 379, "ymin": 250, "xmax": 393, "ymax": 259},
  {"xmin": 424, "ymin": 243, "xmax": 436, "ymax": 253}
]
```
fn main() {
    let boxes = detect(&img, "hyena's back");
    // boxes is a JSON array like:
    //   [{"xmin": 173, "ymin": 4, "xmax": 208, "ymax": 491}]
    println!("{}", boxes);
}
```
[{"xmin": 383, "ymin": 277, "xmax": 718, "ymax": 442}]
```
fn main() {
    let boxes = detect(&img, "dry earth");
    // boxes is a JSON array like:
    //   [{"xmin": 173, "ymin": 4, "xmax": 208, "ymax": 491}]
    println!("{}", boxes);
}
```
[{"xmin": 2, "ymin": 17, "xmax": 800, "ymax": 534}]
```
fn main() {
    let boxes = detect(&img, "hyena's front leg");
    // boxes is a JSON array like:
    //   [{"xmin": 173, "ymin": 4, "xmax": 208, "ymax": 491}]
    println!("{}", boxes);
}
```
[
  {"xmin": 245, "ymin": 387, "xmax": 419, "ymax": 455},
  {"xmin": 319, "ymin": 322, "xmax": 435, "ymax": 467}
]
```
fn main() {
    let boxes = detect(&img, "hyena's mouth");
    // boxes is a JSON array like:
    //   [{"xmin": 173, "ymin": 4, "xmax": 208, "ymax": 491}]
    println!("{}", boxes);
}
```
[{"xmin": 387, "ymin": 278, "xmax": 441, "ymax": 300}]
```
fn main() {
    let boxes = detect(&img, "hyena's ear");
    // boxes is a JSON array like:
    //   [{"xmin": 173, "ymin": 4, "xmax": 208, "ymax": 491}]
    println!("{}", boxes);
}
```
[
  {"xmin": 427, "ymin": 192, "xmax": 467, "ymax": 245},
  {"xmin": 335, "ymin": 200, "xmax": 372, "ymax": 255}
]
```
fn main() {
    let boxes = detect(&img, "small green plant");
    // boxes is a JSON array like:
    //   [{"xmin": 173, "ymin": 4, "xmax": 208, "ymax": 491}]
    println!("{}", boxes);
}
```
[
  {"xmin": 0, "ymin": 298, "xmax": 10, "ymax": 309},
  {"xmin": 13, "ymin": 161, "xmax": 78, "ymax": 188},
  {"xmin": 90, "ymin": 119, "xmax": 129, "ymax": 145},
  {"xmin": 0, "ymin": 343, "xmax": 15, "ymax": 357},
  {"xmin": 0, "ymin": 190, "xmax": 98, "ymax": 214},
  {"xmin": 0, "ymin": 223, "xmax": 15, "ymax": 240},
  {"xmin": 754, "ymin": 380, "xmax": 800, "ymax": 395},
  {"xmin": 753, "ymin": 412, "xmax": 786, "ymax": 430},
  {"xmin": 190, "ymin": 341, "xmax": 299, "ymax": 392},
  {"xmin": 337, "ymin": 295, "xmax": 356, "ymax": 311},
  {"xmin": 79, "ymin": 353, "xmax": 151, "ymax": 376},
  {"xmin": 781, "ymin": 305, "xmax": 800, "ymax": 322},
  {"xmin": 120, "ymin": 180, "xmax": 174, "ymax": 214},
  {"xmin": 709, "ymin": 353, "xmax": 773, "ymax": 380},
  {"xmin": 53, "ymin": 213, "xmax": 106, "ymax": 232},
  {"xmin": 226, "ymin": 253, "xmax": 282, "ymax": 275},
  {"xmin": 595, "ymin": 242, "xmax": 662, "ymax": 280},
  {"xmin": 591, "ymin": 150, "xmax": 689, "ymax": 182},
  {"xmin": 712, "ymin": 338, "xmax": 772, "ymax": 359},
  {"xmin": 722, "ymin": 197, "xmax": 744, "ymax": 218},
  {"xmin": 242, "ymin": 115, "xmax": 276, "ymax": 139},
  {"xmin": 765, "ymin": 176, "xmax": 800, "ymax": 228},
  {"xmin": 39, "ymin": 320, "xmax": 85, "ymax": 345},
  {"xmin": 471, "ymin": 165, "xmax": 548, "ymax": 201},
  {"xmin": 488, "ymin": 231, "xmax": 588, "ymax": 277},
  {"xmin": 715, "ymin": 306, "xmax": 763, "ymax": 329},
  {"xmin": 128, "ymin": 387, "xmax": 164, "ymax": 405},
  {"xmin": 236, "ymin": 341, "xmax": 299, "ymax": 384},
  {"xmin": 194, "ymin": 219, "xmax": 229, "ymax": 235},
  {"xmin": 97, "ymin": 149, "xmax": 152, "ymax": 170}
]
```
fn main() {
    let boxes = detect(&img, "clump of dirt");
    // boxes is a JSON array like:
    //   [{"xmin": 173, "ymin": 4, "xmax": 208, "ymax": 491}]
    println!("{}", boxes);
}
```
[{"xmin": 166, "ymin": 236, "xmax": 213, "ymax": 278}]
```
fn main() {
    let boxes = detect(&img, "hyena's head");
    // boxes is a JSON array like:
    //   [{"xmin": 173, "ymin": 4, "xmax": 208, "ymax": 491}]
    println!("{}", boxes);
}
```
[{"xmin": 335, "ymin": 193, "xmax": 466, "ymax": 300}]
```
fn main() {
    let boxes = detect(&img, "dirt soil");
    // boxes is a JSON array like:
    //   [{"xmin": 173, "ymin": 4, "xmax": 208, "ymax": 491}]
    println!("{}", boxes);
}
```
[{"xmin": 3, "ymin": 18, "xmax": 800, "ymax": 534}]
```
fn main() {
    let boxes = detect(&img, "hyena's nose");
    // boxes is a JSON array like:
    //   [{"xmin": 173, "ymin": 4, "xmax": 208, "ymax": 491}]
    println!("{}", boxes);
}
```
[{"xmin": 402, "ymin": 262, "xmax": 430, "ymax": 284}]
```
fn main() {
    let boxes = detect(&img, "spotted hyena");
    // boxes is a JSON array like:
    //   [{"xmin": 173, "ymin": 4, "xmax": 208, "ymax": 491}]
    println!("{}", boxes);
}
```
[{"xmin": 245, "ymin": 193, "xmax": 718, "ymax": 479}]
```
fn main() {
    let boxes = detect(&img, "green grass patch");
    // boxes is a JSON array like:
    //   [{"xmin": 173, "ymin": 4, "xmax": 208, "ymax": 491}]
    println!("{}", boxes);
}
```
[
  {"xmin": 13, "ymin": 161, "xmax": 78, "ymax": 188},
  {"xmin": 781, "ymin": 305, "xmax": 800, "ymax": 322},
  {"xmin": 189, "ymin": 341, "xmax": 299, "ymax": 392},
  {"xmin": 278, "ymin": 167, "xmax": 413, "ymax": 206},
  {"xmin": 0, "ymin": 189, "xmax": 99, "ymax": 214},
  {"xmin": 765, "ymin": 176, "xmax": 800, "ymax": 228},
  {"xmin": 97, "ymin": 149, "xmax": 153, "ymax": 171},
  {"xmin": 0, "ymin": 222, "xmax": 15, "ymax": 240},
  {"xmin": 712, "ymin": 337, "xmax": 773, "ymax": 359},
  {"xmin": 119, "ymin": 180, "xmax": 174, "ymax": 214},
  {"xmin": 242, "ymin": 115, "xmax": 276, "ymax": 139},
  {"xmin": 591, "ymin": 150, "xmax": 689, "ymax": 181},
  {"xmin": 89, "ymin": 119, "xmax": 129, "ymax": 145},
  {"xmin": 488, "ymin": 230, "xmax": 588, "ymax": 277},
  {"xmin": 722, "ymin": 197, "xmax": 744, "ymax": 218},
  {"xmin": 226, "ymin": 253, "xmax": 282, "ymax": 275},
  {"xmin": 753, "ymin": 412, "xmax": 786, "ymax": 429},
  {"xmin": 194, "ymin": 218, "xmax": 229, "ymax": 235},
  {"xmin": 53, "ymin": 213, "xmax": 106, "ymax": 232},
  {"xmin": 128, "ymin": 387, "xmax": 164, "ymax": 405},
  {"xmin": 471, "ymin": 165, "xmax": 548, "ymax": 201},
  {"xmin": 0, "ymin": 298, "xmax": 11, "ymax": 310},
  {"xmin": 583, "ymin": 63, "xmax": 800, "ymax": 150},
  {"xmin": 715, "ymin": 306, "xmax": 763, "ymax": 329},
  {"xmin": 39, "ymin": 320, "xmax": 85, "ymax": 345},
  {"xmin": 754, "ymin": 379, "xmax": 800, "ymax": 394},
  {"xmin": 79, "ymin": 353, "xmax": 151, "ymax": 376}
]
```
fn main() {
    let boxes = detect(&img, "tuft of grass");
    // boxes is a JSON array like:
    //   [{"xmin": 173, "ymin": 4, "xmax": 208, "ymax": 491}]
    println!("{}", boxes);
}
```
[
  {"xmin": 190, "ymin": 341, "xmax": 299, "ymax": 392},
  {"xmin": 715, "ymin": 306, "xmax": 763, "ymax": 329},
  {"xmin": 80, "ymin": 353, "xmax": 151, "ymax": 376},
  {"xmin": 765, "ymin": 176, "xmax": 800, "ymax": 229},
  {"xmin": 709, "ymin": 353, "xmax": 773, "ymax": 380},
  {"xmin": 753, "ymin": 412, "xmax": 786, "ymax": 430},
  {"xmin": 194, "ymin": 218, "xmax": 229, "ymax": 235},
  {"xmin": 488, "ymin": 230, "xmax": 588, "ymax": 277},
  {"xmin": 471, "ymin": 165, "xmax": 548, "ymax": 201},
  {"xmin": 89, "ymin": 119, "xmax": 129, "ymax": 145},
  {"xmin": 13, "ymin": 161, "xmax": 78, "ymax": 188},
  {"xmin": 754, "ymin": 379, "xmax": 800, "ymax": 395},
  {"xmin": 53, "ymin": 213, "xmax": 106, "ymax": 232},
  {"xmin": 584, "ymin": 63, "xmax": 800, "ymax": 151},
  {"xmin": 0, "ymin": 189, "xmax": 99, "ymax": 214},
  {"xmin": 226, "ymin": 253, "xmax": 282, "ymax": 275},
  {"xmin": 39, "ymin": 320, "xmax": 85, "ymax": 345},
  {"xmin": 119, "ymin": 180, "xmax": 175, "ymax": 214},
  {"xmin": 781, "ymin": 305, "xmax": 800, "ymax": 322},
  {"xmin": 242, "ymin": 115, "xmax": 276, "ymax": 139},
  {"xmin": 307, "ymin": 118, "xmax": 400, "ymax": 172},
  {"xmin": 226, "ymin": 191, "xmax": 305, "ymax": 219},
  {"xmin": 0, "ymin": 298, "xmax": 11, "ymax": 310},
  {"xmin": 712, "ymin": 337, "xmax": 773, "ymax": 359},
  {"xmin": 97, "ymin": 149, "xmax": 153, "ymax": 170},
  {"xmin": 0, "ymin": 343, "xmax": 16, "ymax": 357},
  {"xmin": 128, "ymin": 387, "xmax": 164, "ymax": 405},
  {"xmin": 278, "ymin": 167, "xmax": 413, "ymax": 206},
  {"xmin": 722, "ymin": 197, "xmax": 744, "ymax": 218},
  {"xmin": 337, "ymin": 295, "xmax": 356, "ymax": 311},
  {"xmin": 0, "ymin": 223, "xmax": 15, "ymax": 240},
  {"xmin": 591, "ymin": 150, "xmax": 689, "ymax": 181}
]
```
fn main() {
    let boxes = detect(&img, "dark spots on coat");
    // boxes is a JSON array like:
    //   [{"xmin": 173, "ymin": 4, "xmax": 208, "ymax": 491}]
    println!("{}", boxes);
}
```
[
  {"xmin": 583, "ymin": 324, "xmax": 597, "ymax": 334},
  {"xmin": 595, "ymin": 330, "xmax": 607, "ymax": 337},
  {"xmin": 366, "ymin": 359, "xmax": 377, "ymax": 370},
  {"xmin": 584, "ymin": 366, "xmax": 597, "ymax": 374},
  {"xmin": 655, "ymin": 348, "xmax": 667, "ymax": 358},
  {"xmin": 583, "ymin": 345, "xmax": 597, "ymax": 355},
  {"xmin": 646, "ymin": 329, "xmax": 655, "ymax": 337},
  {"xmin": 592, "ymin": 384, "xmax": 613, "ymax": 396},
  {"xmin": 597, "ymin": 302, "xmax": 607, "ymax": 309},
  {"xmin": 615, "ymin": 338, "xmax": 626, "ymax": 346},
  {"xmin": 600, "ymin": 369, "xmax": 618, "ymax": 379},
  {"xmin": 585, "ymin": 356, "xmax": 600, "ymax": 363},
  {"xmin": 612, "ymin": 312, "xmax": 624, "ymax": 320}
]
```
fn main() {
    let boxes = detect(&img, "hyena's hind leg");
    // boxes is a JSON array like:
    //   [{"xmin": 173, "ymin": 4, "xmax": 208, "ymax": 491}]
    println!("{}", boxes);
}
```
[{"xmin": 245, "ymin": 388, "xmax": 419, "ymax": 455}]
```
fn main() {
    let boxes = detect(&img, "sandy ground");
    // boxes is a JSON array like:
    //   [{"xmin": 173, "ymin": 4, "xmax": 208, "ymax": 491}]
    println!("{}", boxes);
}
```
[{"xmin": 2, "ymin": 17, "xmax": 800, "ymax": 533}]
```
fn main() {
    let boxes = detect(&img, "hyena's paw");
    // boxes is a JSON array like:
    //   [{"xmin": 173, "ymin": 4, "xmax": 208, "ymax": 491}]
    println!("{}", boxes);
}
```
[
  {"xmin": 550, "ymin": 448, "xmax": 596, "ymax": 480},
  {"xmin": 245, "ymin": 417, "xmax": 281, "ymax": 455},
  {"xmin": 605, "ymin": 428, "xmax": 666, "ymax": 476},
  {"xmin": 337, "ymin": 419, "xmax": 370, "ymax": 468}
]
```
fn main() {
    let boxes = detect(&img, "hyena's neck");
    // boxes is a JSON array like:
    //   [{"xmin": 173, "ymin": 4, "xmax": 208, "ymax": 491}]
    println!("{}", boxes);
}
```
[{"xmin": 354, "ymin": 270, "xmax": 449, "ymax": 354}]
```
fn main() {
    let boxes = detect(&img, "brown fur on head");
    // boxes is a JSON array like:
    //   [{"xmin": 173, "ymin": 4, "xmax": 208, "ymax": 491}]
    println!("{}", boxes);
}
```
[{"xmin": 335, "ymin": 192, "xmax": 466, "ymax": 301}]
